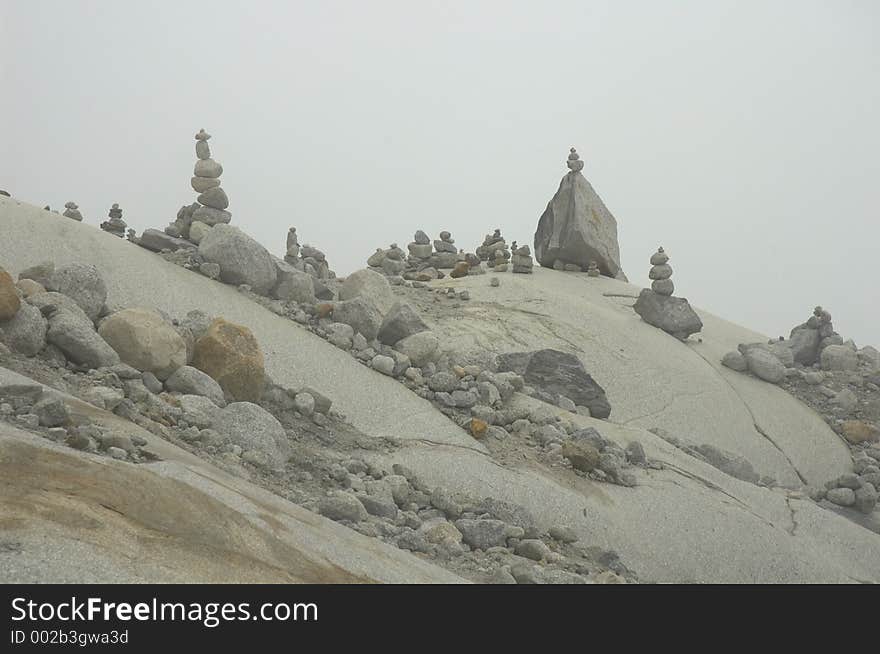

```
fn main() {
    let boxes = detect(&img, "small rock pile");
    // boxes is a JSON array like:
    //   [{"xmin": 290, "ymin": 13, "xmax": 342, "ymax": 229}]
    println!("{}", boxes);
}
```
[
  {"xmin": 100, "ymin": 203, "xmax": 127, "ymax": 238},
  {"xmin": 587, "ymin": 261, "xmax": 600, "ymax": 277},
  {"xmin": 62, "ymin": 201, "xmax": 83, "ymax": 222},
  {"xmin": 511, "ymin": 244, "xmax": 534, "ymax": 274},
  {"xmin": 814, "ymin": 463, "xmax": 878, "ymax": 514},
  {"xmin": 476, "ymin": 229, "xmax": 510, "ymax": 265},
  {"xmin": 368, "ymin": 230, "xmax": 473, "ymax": 281},
  {"xmin": 632, "ymin": 247, "xmax": 702, "ymax": 341}
]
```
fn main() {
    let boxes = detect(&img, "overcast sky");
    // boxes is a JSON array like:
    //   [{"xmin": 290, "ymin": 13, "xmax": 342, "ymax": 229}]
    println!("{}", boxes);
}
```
[{"xmin": 2, "ymin": 1, "xmax": 877, "ymax": 345}]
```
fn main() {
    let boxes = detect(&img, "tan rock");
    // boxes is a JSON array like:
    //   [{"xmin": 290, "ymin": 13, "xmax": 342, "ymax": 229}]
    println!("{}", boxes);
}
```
[
  {"xmin": 0, "ymin": 267, "xmax": 21, "ymax": 320},
  {"xmin": 98, "ymin": 308, "xmax": 187, "ymax": 380},
  {"xmin": 470, "ymin": 418, "xmax": 488, "ymax": 439},
  {"xmin": 562, "ymin": 441, "xmax": 600, "ymax": 472},
  {"xmin": 15, "ymin": 278, "xmax": 45, "ymax": 298},
  {"xmin": 450, "ymin": 261, "xmax": 470, "ymax": 279},
  {"xmin": 315, "ymin": 303, "xmax": 334, "ymax": 320},
  {"xmin": 841, "ymin": 420, "xmax": 880, "ymax": 444},
  {"xmin": 192, "ymin": 318, "xmax": 265, "ymax": 402}
]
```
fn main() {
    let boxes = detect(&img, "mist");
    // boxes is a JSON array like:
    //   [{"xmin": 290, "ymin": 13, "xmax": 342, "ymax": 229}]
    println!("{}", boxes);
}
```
[{"xmin": 2, "ymin": 0, "xmax": 877, "ymax": 344}]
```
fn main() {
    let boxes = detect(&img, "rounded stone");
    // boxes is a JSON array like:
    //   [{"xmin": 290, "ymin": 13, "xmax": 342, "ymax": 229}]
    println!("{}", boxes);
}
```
[
  {"xmin": 191, "ymin": 176, "xmax": 221, "ymax": 193},
  {"xmin": 195, "ymin": 140, "xmax": 211, "ymax": 160},
  {"xmin": 197, "ymin": 186, "xmax": 229, "ymax": 210},
  {"xmin": 651, "ymin": 278, "xmax": 674, "ymax": 296},
  {"xmin": 194, "ymin": 159, "xmax": 223, "ymax": 178},
  {"xmin": 192, "ymin": 318, "xmax": 265, "ymax": 402},
  {"xmin": 0, "ymin": 268, "xmax": 21, "ymax": 320},
  {"xmin": 97, "ymin": 308, "xmax": 188, "ymax": 380},
  {"xmin": 648, "ymin": 264, "xmax": 673, "ymax": 280}
]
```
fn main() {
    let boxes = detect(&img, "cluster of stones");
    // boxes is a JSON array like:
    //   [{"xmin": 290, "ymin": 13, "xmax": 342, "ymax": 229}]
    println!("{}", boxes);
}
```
[
  {"xmin": 632, "ymin": 247, "xmax": 702, "ymax": 341},
  {"xmin": 1, "ymin": 260, "xmax": 633, "ymax": 583},
  {"xmin": 283, "ymin": 227, "xmax": 335, "ymax": 282},
  {"xmin": 476, "ymin": 229, "xmax": 510, "ymax": 270},
  {"xmin": 587, "ymin": 261, "xmax": 600, "ymax": 277},
  {"xmin": 369, "ymin": 230, "xmax": 476, "ymax": 282},
  {"xmin": 62, "ymin": 201, "xmax": 83, "ymax": 222},
  {"xmin": 100, "ymin": 203, "xmax": 127, "ymax": 238},
  {"xmin": 814, "ymin": 464, "xmax": 879, "ymax": 514},
  {"xmin": 534, "ymin": 148, "xmax": 626, "ymax": 280},
  {"xmin": 648, "ymin": 247, "xmax": 673, "ymax": 295}
]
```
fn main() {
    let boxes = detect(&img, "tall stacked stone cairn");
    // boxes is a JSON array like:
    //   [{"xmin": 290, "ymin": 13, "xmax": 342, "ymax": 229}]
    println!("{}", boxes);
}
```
[
  {"xmin": 632, "ymin": 247, "xmax": 702, "ymax": 341},
  {"xmin": 62, "ymin": 201, "xmax": 83, "ymax": 222},
  {"xmin": 511, "ymin": 244, "xmax": 534, "ymax": 273},
  {"xmin": 534, "ymin": 148, "xmax": 626, "ymax": 280},
  {"xmin": 100, "ymin": 203, "xmax": 127, "ymax": 237},
  {"xmin": 648, "ymin": 247, "xmax": 674, "ymax": 295}
]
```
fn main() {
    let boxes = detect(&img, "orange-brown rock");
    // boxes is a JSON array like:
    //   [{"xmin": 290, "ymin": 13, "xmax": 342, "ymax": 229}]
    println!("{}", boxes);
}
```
[
  {"xmin": 450, "ymin": 261, "xmax": 470, "ymax": 279},
  {"xmin": 841, "ymin": 420, "xmax": 880, "ymax": 444},
  {"xmin": 0, "ymin": 267, "xmax": 21, "ymax": 321},
  {"xmin": 192, "ymin": 318, "xmax": 265, "ymax": 402},
  {"xmin": 470, "ymin": 418, "xmax": 488, "ymax": 439}
]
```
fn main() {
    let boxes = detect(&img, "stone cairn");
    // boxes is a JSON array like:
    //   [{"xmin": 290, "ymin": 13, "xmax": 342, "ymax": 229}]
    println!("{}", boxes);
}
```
[
  {"xmin": 284, "ymin": 227, "xmax": 300, "ymax": 263},
  {"xmin": 567, "ymin": 147, "xmax": 584, "ymax": 172},
  {"xmin": 632, "ymin": 246, "xmax": 702, "ymax": 341},
  {"xmin": 511, "ymin": 244, "xmax": 534, "ymax": 274},
  {"xmin": 648, "ymin": 247, "xmax": 673, "ymax": 295},
  {"xmin": 368, "ymin": 229, "xmax": 468, "ymax": 281},
  {"xmin": 191, "ymin": 129, "xmax": 230, "ymax": 225},
  {"xmin": 587, "ymin": 261, "xmax": 600, "ymax": 277},
  {"xmin": 476, "ymin": 228, "xmax": 510, "ymax": 264},
  {"xmin": 62, "ymin": 201, "xmax": 83, "ymax": 222},
  {"xmin": 100, "ymin": 203, "xmax": 127, "ymax": 237}
]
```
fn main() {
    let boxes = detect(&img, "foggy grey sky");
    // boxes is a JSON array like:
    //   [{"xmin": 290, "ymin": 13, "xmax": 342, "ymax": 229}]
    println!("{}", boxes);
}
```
[{"xmin": 2, "ymin": 1, "xmax": 878, "ymax": 345}]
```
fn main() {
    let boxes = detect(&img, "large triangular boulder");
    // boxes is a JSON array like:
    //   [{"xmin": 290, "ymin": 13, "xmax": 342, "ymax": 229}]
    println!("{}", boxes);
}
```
[{"xmin": 534, "ymin": 152, "xmax": 625, "ymax": 280}]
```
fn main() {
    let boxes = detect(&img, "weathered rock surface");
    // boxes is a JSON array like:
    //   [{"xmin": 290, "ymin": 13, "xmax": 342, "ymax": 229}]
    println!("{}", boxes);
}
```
[
  {"xmin": 0, "ymin": 301, "xmax": 46, "ymax": 355},
  {"xmin": 45, "ymin": 263, "xmax": 107, "ymax": 322},
  {"xmin": 98, "ymin": 308, "xmax": 187, "ymax": 380},
  {"xmin": 164, "ymin": 365, "xmax": 226, "ymax": 406},
  {"xmin": 212, "ymin": 402, "xmax": 288, "ymax": 467},
  {"xmin": 192, "ymin": 318, "xmax": 265, "ymax": 402},
  {"xmin": 0, "ymin": 267, "xmax": 20, "ymax": 320},
  {"xmin": 137, "ymin": 228, "xmax": 198, "ymax": 253},
  {"xmin": 332, "ymin": 297, "xmax": 383, "ymax": 341},
  {"xmin": 46, "ymin": 310, "xmax": 120, "ymax": 368},
  {"xmin": 272, "ymin": 259, "xmax": 316, "ymax": 304}
]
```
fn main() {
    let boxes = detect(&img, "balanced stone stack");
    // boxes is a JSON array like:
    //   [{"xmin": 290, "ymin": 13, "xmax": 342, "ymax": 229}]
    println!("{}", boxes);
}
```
[
  {"xmin": 100, "ymin": 203, "xmax": 127, "ymax": 237},
  {"xmin": 786, "ymin": 306, "xmax": 843, "ymax": 366},
  {"xmin": 300, "ymin": 243, "xmax": 333, "ymax": 280},
  {"xmin": 632, "ymin": 247, "xmax": 702, "ymax": 341},
  {"xmin": 476, "ymin": 229, "xmax": 510, "ymax": 263},
  {"xmin": 534, "ymin": 148, "xmax": 626, "ymax": 280},
  {"xmin": 648, "ymin": 247, "xmax": 674, "ymax": 295},
  {"xmin": 284, "ymin": 228, "xmax": 300, "ymax": 264},
  {"xmin": 493, "ymin": 249, "xmax": 508, "ymax": 272},
  {"xmin": 587, "ymin": 261, "xmax": 600, "ymax": 277},
  {"xmin": 407, "ymin": 230, "xmax": 433, "ymax": 262},
  {"xmin": 62, "ymin": 202, "xmax": 83, "ymax": 222},
  {"xmin": 511, "ymin": 244, "xmax": 534, "ymax": 274},
  {"xmin": 191, "ymin": 129, "xmax": 232, "ymax": 228}
]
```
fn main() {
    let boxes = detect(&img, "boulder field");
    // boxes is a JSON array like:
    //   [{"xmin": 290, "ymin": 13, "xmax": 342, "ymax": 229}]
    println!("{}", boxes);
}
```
[{"xmin": 1, "ymin": 196, "xmax": 878, "ymax": 583}]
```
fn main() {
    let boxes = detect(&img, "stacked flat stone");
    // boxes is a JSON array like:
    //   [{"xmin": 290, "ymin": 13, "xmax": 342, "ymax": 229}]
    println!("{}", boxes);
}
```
[
  {"xmin": 300, "ymin": 243, "xmax": 333, "ymax": 279},
  {"xmin": 434, "ymin": 231, "xmax": 457, "ymax": 254},
  {"xmin": 493, "ymin": 248, "xmax": 508, "ymax": 272},
  {"xmin": 648, "ymin": 247, "xmax": 674, "ymax": 296},
  {"xmin": 284, "ymin": 227, "xmax": 300, "ymax": 264},
  {"xmin": 587, "ymin": 261, "xmax": 600, "ymax": 277},
  {"xmin": 567, "ymin": 147, "xmax": 584, "ymax": 172},
  {"xmin": 511, "ymin": 244, "xmax": 534, "ymax": 274},
  {"xmin": 62, "ymin": 201, "xmax": 83, "ymax": 222},
  {"xmin": 476, "ymin": 229, "xmax": 509, "ymax": 262},
  {"xmin": 191, "ymin": 129, "xmax": 232, "ymax": 227},
  {"xmin": 407, "ymin": 230, "xmax": 433, "ymax": 261},
  {"xmin": 100, "ymin": 203, "xmax": 127, "ymax": 237}
]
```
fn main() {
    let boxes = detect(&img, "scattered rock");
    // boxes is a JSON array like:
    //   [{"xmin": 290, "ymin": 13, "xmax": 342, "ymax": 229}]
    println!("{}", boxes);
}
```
[
  {"xmin": 98, "ymin": 308, "xmax": 188, "ymax": 380},
  {"xmin": 192, "ymin": 318, "xmax": 265, "ymax": 402}
]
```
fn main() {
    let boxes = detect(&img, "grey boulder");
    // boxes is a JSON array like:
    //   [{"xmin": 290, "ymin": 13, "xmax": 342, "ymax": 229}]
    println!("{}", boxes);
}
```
[
  {"xmin": 743, "ymin": 348, "xmax": 785, "ymax": 384},
  {"xmin": 272, "ymin": 259, "xmax": 316, "ymax": 304},
  {"xmin": 497, "ymin": 348, "xmax": 611, "ymax": 419},
  {"xmin": 632, "ymin": 289, "xmax": 703, "ymax": 341},
  {"xmin": 533, "ymin": 169, "xmax": 625, "ymax": 279},
  {"xmin": 212, "ymin": 402, "xmax": 288, "ymax": 467},
  {"xmin": 46, "ymin": 263, "xmax": 107, "ymax": 322},
  {"xmin": 338, "ymin": 269, "xmax": 394, "ymax": 315},
  {"xmin": 198, "ymin": 225, "xmax": 278, "ymax": 295},
  {"xmin": 45, "ymin": 309, "xmax": 120, "ymax": 368},
  {"xmin": 377, "ymin": 302, "xmax": 429, "ymax": 346},
  {"xmin": 332, "ymin": 297, "xmax": 384, "ymax": 341},
  {"xmin": 0, "ymin": 302, "xmax": 47, "ymax": 356},
  {"xmin": 821, "ymin": 345, "xmax": 858, "ymax": 372},
  {"xmin": 137, "ymin": 228, "xmax": 197, "ymax": 253},
  {"xmin": 165, "ymin": 365, "xmax": 226, "ymax": 407}
]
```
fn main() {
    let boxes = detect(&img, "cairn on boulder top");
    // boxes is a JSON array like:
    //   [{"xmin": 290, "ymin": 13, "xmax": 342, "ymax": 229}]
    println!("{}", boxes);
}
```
[
  {"xmin": 284, "ymin": 227, "xmax": 300, "ymax": 264},
  {"xmin": 648, "ymin": 247, "xmax": 674, "ymax": 296},
  {"xmin": 511, "ymin": 244, "xmax": 534, "ymax": 274},
  {"xmin": 100, "ymin": 203, "xmax": 127, "ymax": 237},
  {"xmin": 786, "ymin": 306, "xmax": 840, "ymax": 366},
  {"xmin": 407, "ymin": 229, "xmax": 433, "ymax": 262},
  {"xmin": 633, "ymin": 247, "xmax": 702, "ymax": 341},
  {"xmin": 190, "ymin": 129, "xmax": 232, "ymax": 227},
  {"xmin": 587, "ymin": 261, "xmax": 600, "ymax": 277},
  {"xmin": 534, "ymin": 148, "xmax": 626, "ymax": 280},
  {"xmin": 62, "ymin": 201, "xmax": 83, "ymax": 222}
]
